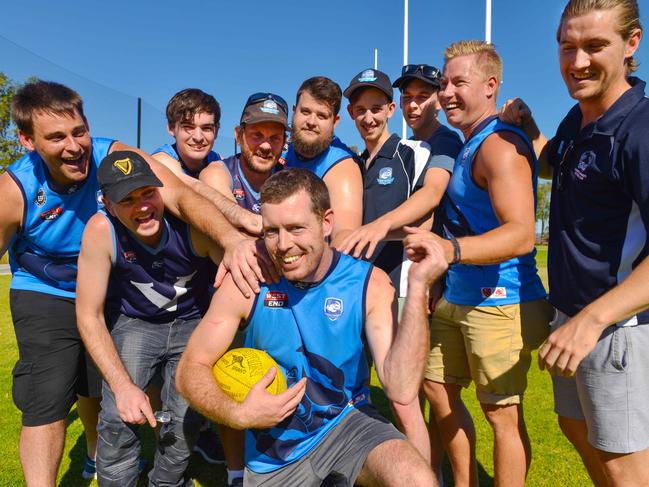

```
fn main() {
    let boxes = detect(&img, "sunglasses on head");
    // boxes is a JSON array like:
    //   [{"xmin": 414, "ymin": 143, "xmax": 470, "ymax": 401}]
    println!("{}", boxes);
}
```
[
  {"xmin": 401, "ymin": 64, "xmax": 441, "ymax": 80},
  {"xmin": 245, "ymin": 92, "xmax": 289, "ymax": 114}
]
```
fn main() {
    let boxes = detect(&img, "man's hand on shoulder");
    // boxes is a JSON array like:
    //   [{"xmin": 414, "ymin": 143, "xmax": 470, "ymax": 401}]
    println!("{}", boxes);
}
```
[{"xmin": 216, "ymin": 237, "xmax": 279, "ymax": 298}]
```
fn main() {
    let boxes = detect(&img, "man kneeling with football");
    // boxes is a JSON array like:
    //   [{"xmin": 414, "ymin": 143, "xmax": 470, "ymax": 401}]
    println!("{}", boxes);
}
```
[
  {"xmin": 76, "ymin": 151, "xmax": 223, "ymax": 486},
  {"xmin": 177, "ymin": 168, "xmax": 446, "ymax": 487}
]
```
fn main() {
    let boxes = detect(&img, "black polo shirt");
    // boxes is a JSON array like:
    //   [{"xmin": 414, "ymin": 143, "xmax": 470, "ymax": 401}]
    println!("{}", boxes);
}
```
[
  {"xmin": 361, "ymin": 133, "xmax": 452, "ymax": 296},
  {"xmin": 548, "ymin": 77, "xmax": 649, "ymax": 324}
]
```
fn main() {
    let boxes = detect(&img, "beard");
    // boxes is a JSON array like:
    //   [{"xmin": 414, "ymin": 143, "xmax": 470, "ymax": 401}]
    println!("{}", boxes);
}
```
[{"xmin": 291, "ymin": 127, "xmax": 334, "ymax": 160}]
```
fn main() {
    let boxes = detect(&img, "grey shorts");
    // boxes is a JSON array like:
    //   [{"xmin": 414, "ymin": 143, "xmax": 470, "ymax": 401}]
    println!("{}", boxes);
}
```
[
  {"xmin": 551, "ymin": 309, "xmax": 649, "ymax": 453},
  {"xmin": 244, "ymin": 405, "xmax": 405, "ymax": 487}
]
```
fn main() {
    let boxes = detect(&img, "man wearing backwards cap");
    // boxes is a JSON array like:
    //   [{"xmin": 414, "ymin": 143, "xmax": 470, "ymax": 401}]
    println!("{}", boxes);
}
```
[
  {"xmin": 76, "ymin": 150, "xmax": 224, "ymax": 486},
  {"xmin": 199, "ymin": 93, "xmax": 288, "ymax": 485},
  {"xmin": 338, "ymin": 68, "xmax": 449, "ymax": 472}
]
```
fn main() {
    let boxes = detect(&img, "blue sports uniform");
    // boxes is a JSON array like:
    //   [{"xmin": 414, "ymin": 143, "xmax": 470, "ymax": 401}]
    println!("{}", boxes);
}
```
[
  {"xmin": 104, "ymin": 211, "xmax": 216, "ymax": 322},
  {"xmin": 284, "ymin": 136, "xmax": 356, "ymax": 179},
  {"xmin": 221, "ymin": 154, "xmax": 283, "ymax": 214},
  {"xmin": 243, "ymin": 252, "xmax": 372, "ymax": 473},
  {"xmin": 7, "ymin": 137, "xmax": 115, "ymax": 297},
  {"xmin": 152, "ymin": 143, "xmax": 222, "ymax": 179},
  {"xmin": 440, "ymin": 117, "xmax": 546, "ymax": 306}
]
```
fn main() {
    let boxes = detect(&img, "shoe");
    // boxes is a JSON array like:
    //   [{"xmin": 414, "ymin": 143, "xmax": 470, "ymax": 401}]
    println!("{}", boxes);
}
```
[
  {"xmin": 82, "ymin": 456, "xmax": 147, "ymax": 480},
  {"xmin": 193, "ymin": 428, "xmax": 226, "ymax": 464},
  {"xmin": 228, "ymin": 478, "xmax": 244, "ymax": 487},
  {"xmin": 81, "ymin": 456, "xmax": 96, "ymax": 480}
]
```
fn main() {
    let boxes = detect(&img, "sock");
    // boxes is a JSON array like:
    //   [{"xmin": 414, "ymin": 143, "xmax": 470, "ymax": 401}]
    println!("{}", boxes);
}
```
[{"xmin": 227, "ymin": 469, "xmax": 244, "ymax": 484}]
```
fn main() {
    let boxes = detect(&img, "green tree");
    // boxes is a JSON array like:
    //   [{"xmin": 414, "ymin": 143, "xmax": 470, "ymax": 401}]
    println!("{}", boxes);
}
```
[
  {"xmin": 0, "ymin": 72, "xmax": 25, "ymax": 172},
  {"xmin": 537, "ymin": 181, "xmax": 551, "ymax": 240}
]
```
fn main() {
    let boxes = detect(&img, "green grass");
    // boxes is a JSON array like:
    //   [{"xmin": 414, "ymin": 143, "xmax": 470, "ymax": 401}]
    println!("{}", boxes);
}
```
[{"xmin": 0, "ymin": 252, "xmax": 591, "ymax": 485}]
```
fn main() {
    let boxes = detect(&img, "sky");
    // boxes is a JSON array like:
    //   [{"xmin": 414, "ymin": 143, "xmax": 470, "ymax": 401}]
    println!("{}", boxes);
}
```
[{"xmin": 1, "ymin": 0, "xmax": 648, "ymax": 156}]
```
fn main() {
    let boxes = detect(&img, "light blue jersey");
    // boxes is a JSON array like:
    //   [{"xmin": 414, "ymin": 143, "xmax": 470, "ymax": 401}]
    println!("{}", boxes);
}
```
[
  {"xmin": 7, "ymin": 137, "xmax": 115, "ymax": 297},
  {"xmin": 243, "ymin": 252, "xmax": 372, "ymax": 473},
  {"xmin": 152, "ymin": 143, "xmax": 222, "ymax": 179},
  {"xmin": 441, "ymin": 118, "xmax": 546, "ymax": 306},
  {"xmin": 284, "ymin": 136, "xmax": 356, "ymax": 179}
]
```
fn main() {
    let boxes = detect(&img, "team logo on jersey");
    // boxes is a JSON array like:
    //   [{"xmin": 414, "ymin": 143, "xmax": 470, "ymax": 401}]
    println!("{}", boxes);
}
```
[
  {"xmin": 574, "ymin": 150, "xmax": 595, "ymax": 181},
  {"xmin": 233, "ymin": 188, "xmax": 245, "ymax": 200},
  {"xmin": 264, "ymin": 291, "xmax": 288, "ymax": 308},
  {"xmin": 260, "ymin": 100, "xmax": 279, "ymax": 115},
  {"xmin": 123, "ymin": 251, "xmax": 137, "ymax": 263},
  {"xmin": 113, "ymin": 157, "xmax": 132, "ymax": 175},
  {"xmin": 377, "ymin": 167, "xmax": 394, "ymax": 185},
  {"xmin": 96, "ymin": 190, "xmax": 105, "ymax": 206},
  {"xmin": 358, "ymin": 69, "xmax": 377, "ymax": 82},
  {"xmin": 39, "ymin": 207, "xmax": 62, "ymax": 221},
  {"xmin": 324, "ymin": 297, "xmax": 343, "ymax": 321},
  {"xmin": 152, "ymin": 260, "xmax": 164, "ymax": 269},
  {"xmin": 480, "ymin": 287, "xmax": 507, "ymax": 299},
  {"xmin": 34, "ymin": 188, "xmax": 46, "ymax": 207},
  {"xmin": 252, "ymin": 203, "xmax": 261, "ymax": 214},
  {"xmin": 461, "ymin": 147, "xmax": 471, "ymax": 165}
]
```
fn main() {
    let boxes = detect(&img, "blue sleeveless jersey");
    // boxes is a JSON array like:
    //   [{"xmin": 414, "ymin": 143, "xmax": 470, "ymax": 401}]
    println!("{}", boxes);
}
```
[
  {"xmin": 284, "ymin": 136, "xmax": 356, "ymax": 179},
  {"xmin": 442, "ymin": 118, "xmax": 546, "ymax": 306},
  {"xmin": 221, "ymin": 154, "xmax": 283, "ymax": 213},
  {"xmin": 105, "ymin": 211, "xmax": 216, "ymax": 322},
  {"xmin": 7, "ymin": 137, "xmax": 115, "ymax": 297},
  {"xmin": 152, "ymin": 143, "xmax": 222, "ymax": 179},
  {"xmin": 243, "ymin": 252, "xmax": 372, "ymax": 473}
]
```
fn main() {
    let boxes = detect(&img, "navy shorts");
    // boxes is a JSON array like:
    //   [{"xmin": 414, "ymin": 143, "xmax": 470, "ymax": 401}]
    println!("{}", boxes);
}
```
[{"xmin": 10, "ymin": 289, "xmax": 102, "ymax": 426}]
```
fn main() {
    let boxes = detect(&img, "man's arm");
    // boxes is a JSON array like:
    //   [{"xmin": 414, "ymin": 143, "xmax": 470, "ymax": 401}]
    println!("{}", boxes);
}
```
[
  {"xmin": 110, "ymin": 142, "xmax": 273, "ymax": 296},
  {"xmin": 176, "ymin": 274, "xmax": 306, "ymax": 429},
  {"xmin": 0, "ymin": 172, "xmax": 23, "ymax": 258},
  {"xmin": 76, "ymin": 213, "xmax": 156, "ymax": 426},
  {"xmin": 323, "ymin": 158, "xmax": 363, "ymax": 247},
  {"xmin": 499, "ymin": 98, "xmax": 553, "ymax": 180},
  {"xmin": 151, "ymin": 150, "xmax": 186, "ymax": 177},
  {"xmin": 365, "ymin": 239, "xmax": 447, "ymax": 404},
  {"xmin": 339, "ymin": 167, "xmax": 450, "ymax": 259},
  {"xmin": 199, "ymin": 162, "xmax": 263, "ymax": 236}
]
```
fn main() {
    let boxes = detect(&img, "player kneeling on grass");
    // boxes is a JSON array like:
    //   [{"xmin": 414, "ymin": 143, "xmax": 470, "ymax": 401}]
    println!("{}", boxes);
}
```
[
  {"xmin": 75, "ymin": 150, "xmax": 223, "ymax": 486},
  {"xmin": 177, "ymin": 168, "xmax": 446, "ymax": 487}
]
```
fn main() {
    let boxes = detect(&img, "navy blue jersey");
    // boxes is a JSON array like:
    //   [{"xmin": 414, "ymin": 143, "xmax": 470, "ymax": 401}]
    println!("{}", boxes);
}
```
[
  {"xmin": 548, "ymin": 77, "xmax": 649, "ymax": 325},
  {"xmin": 152, "ymin": 143, "xmax": 222, "ymax": 179},
  {"xmin": 284, "ymin": 135, "xmax": 357, "ymax": 179},
  {"xmin": 243, "ymin": 252, "xmax": 372, "ymax": 473},
  {"xmin": 7, "ymin": 137, "xmax": 115, "ymax": 297},
  {"xmin": 441, "ymin": 117, "xmax": 546, "ymax": 306},
  {"xmin": 105, "ymin": 211, "xmax": 216, "ymax": 322},
  {"xmin": 221, "ymin": 154, "xmax": 283, "ymax": 213},
  {"xmin": 361, "ymin": 134, "xmax": 432, "ymax": 297}
]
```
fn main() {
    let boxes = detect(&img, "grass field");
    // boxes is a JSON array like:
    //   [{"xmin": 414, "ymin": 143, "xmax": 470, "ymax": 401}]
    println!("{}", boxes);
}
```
[{"xmin": 0, "ymin": 247, "xmax": 592, "ymax": 486}]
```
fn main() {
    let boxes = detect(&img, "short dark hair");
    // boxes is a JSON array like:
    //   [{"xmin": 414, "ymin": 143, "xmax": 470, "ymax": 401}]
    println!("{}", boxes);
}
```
[
  {"xmin": 11, "ymin": 80, "xmax": 85, "ymax": 136},
  {"xmin": 166, "ymin": 88, "xmax": 221, "ymax": 127},
  {"xmin": 296, "ymin": 77, "xmax": 342, "ymax": 117},
  {"xmin": 260, "ymin": 168, "xmax": 330, "ymax": 218}
]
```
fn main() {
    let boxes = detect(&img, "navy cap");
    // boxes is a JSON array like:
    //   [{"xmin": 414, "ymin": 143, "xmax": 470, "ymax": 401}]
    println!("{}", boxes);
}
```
[{"xmin": 343, "ymin": 69, "xmax": 393, "ymax": 102}]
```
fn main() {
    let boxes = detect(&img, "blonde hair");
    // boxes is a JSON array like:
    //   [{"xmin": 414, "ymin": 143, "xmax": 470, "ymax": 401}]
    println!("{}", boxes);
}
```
[
  {"xmin": 444, "ymin": 40, "xmax": 503, "ymax": 91},
  {"xmin": 558, "ymin": 0, "xmax": 642, "ymax": 74}
]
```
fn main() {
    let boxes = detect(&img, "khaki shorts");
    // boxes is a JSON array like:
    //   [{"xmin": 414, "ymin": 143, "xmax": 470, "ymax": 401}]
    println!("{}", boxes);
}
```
[{"xmin": 425, "ymin": 297, "xmax": 552, "ymax": 405}]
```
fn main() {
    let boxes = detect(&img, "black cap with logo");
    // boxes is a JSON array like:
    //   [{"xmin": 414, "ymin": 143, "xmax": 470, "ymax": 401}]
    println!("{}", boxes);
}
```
[
  {"xmin": 98, "ymin": 150, "xmax": 163, "ymax": 203},
  {"xmin": 343, "ymin": 69, "xmax": 393, "ymax": 102}
]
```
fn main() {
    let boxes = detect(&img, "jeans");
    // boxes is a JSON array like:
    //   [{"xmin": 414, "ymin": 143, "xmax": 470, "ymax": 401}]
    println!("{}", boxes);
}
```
[{"xmin": 97, "ymin": 315, "xmax": 202, "ymax": 487}]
